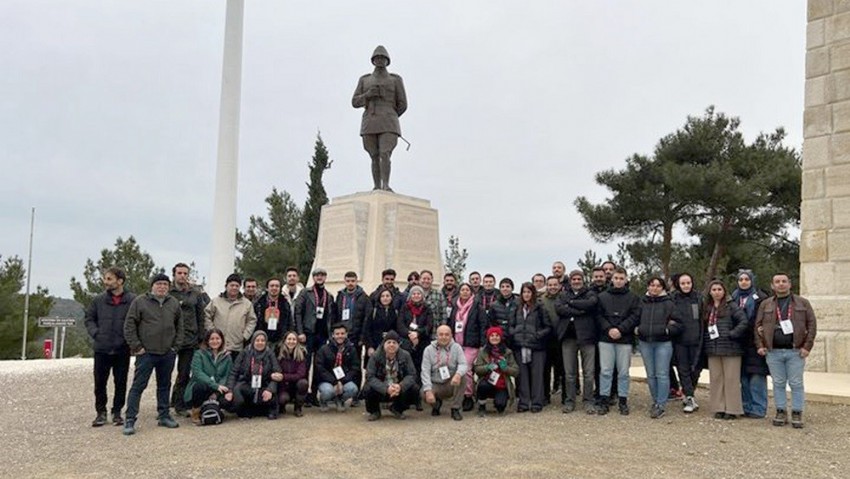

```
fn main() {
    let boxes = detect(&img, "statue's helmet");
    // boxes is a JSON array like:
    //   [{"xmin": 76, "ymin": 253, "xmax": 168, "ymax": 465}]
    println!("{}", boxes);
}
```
[{"xmin": 371, "ymin": 45, "xmax": 390, "ymax": 65}]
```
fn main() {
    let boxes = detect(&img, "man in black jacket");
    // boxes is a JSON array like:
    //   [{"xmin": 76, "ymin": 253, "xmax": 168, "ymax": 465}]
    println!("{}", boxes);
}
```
[
  {"xmin": 168, "ymin": 262, "xmax": 206, "ymax": 418},
  {"xmin": 315, "ymin": 323, "xmax": 361, "ymax": 412},
  {"xmin": 555, "ymin": 270, "xmax": 599, "ymax": 414},
  {"xmin": 84, "ymin": 267, "xmax": 135, "ymax": 427},
  {"xmin": 363, "ymin": 331, "xmax": 418, "ymax": 420},
  {"xmin": 335, "ymin": 271, "xmax": 371, "ymax": 347},
  {"xmin": 595, "ymin": 268, "xmax": 639, "ymax": 415},
  {"xmin": 369, "ymin": 268, "xmax": 400, "ymax": 307}
]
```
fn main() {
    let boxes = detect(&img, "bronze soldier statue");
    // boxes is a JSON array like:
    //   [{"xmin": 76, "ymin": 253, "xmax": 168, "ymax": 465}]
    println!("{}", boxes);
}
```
[{"xmin": 352, "ymin": 46, "xmax": 407, "ymax": 192}]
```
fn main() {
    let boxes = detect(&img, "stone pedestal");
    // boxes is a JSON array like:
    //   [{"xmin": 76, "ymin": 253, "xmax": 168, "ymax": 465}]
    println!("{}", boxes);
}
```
[
  {"xmin": 800, "ymin": 0, "xmax": 850, "ymax": 372},
  {"xmin": 310, "ymin": 191, "xmax": 443, "ymax": 294}
]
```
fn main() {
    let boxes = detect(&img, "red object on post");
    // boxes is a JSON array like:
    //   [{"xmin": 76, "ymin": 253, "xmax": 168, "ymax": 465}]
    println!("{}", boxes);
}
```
[{"xmin": 43, "ymin": 339, "xmax": 53, "ymax": 359}]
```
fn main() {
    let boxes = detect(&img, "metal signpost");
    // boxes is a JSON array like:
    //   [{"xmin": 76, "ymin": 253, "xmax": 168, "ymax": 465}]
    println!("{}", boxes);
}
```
[{"xmin": 37, "ymin": 317, "xmax": 77, "ymax": 359}]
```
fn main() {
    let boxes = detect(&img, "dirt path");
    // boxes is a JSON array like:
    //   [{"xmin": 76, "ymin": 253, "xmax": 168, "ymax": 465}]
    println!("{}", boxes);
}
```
[{"xmin": 1, "ymin": 359, "xmax": 846, "ymax": 478}]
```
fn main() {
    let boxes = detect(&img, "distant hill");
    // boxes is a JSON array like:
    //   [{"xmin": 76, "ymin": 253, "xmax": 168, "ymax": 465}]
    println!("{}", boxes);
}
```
[{"xmin": 49, "ymin": 297, "xmax": 84, "ymax": 320}]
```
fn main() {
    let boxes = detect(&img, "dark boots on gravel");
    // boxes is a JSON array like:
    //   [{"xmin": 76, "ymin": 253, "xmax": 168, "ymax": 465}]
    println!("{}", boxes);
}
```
[{"xmin": 773, "ymin": 409, "xmax": 787, "ymax": 426}]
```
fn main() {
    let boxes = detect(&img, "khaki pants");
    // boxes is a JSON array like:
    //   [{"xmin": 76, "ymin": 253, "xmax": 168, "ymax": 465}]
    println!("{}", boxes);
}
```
[
  {"xmin": 424, "ymin": 376, "xmax": 467, "ymax": 410},
  {"xmin": 708, "ymin": 356, "xmax": 744, "ymax": 415}
]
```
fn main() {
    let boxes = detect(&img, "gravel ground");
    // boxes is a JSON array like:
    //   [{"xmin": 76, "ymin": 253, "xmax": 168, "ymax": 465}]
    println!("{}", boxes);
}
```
[{"xmin": 1, "ymin": 359, "xmax": 847, "ymax": 479}]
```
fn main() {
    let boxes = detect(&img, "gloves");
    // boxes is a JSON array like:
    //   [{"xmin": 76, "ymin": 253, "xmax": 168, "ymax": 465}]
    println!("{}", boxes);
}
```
[
  {"xmin": 486, "ymin": 363, "xmax": 497, "ymax": 372},
  {"xmin": 498, "ymin": 359, "xmax": 508, "ymax": 370}
]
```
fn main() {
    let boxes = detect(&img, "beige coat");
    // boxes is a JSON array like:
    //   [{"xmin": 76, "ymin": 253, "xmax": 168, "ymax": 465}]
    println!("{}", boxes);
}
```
[{"xmin": 204, "ymin": 294, "xmax": 257, "ymax": 352}]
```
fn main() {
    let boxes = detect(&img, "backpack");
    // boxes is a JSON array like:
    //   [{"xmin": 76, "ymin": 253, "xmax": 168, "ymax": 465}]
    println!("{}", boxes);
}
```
[{"xmin": 200, "ymin": 399, "xmax": 224, "ymax": 426}]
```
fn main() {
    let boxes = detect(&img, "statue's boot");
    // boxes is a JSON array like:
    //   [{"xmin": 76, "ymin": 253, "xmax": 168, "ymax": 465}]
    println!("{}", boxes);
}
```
[
  {"xmin": 371, "ymin": 157, "xmax": 381, "ymax": 190},
  {"xmin": 380, "ymin": 155, "xmax": 393, "ymax": 192}
]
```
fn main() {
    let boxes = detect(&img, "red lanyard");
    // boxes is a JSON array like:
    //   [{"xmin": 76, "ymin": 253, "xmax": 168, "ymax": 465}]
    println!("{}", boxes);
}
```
[
  {"xmin": 482, "ymin": 294, "xmax": 493, "ymax": 310},
  {"xmin": 251, "ymin": 358, "xmax": 263, "ymax": 376},
  {"xmin": 708, "ymin": 307, "xmax": 718, "ymax": 326},
  {"xmin": 436, "ymin": 347, "xmax": 446, "ymax": 367},
  {"xmin": 313, "ymin": 288, "xmax": 326, "ymax": 308},
  {"xmin": 738, "ymin": 297, "xmax": 746, "ymax": 308},
  {"xmin": 335, "ymin": 347, "xmax": 344, "ymax": 367},
  {"xmin": 776, "ymin": 299, "xmax": 793, "ymax": 323}
]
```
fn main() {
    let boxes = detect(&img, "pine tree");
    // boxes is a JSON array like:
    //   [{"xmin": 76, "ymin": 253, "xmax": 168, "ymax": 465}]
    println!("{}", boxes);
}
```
[{"xmin": 298, "ymin": 133, "xmax": 333, "ymax": 279}]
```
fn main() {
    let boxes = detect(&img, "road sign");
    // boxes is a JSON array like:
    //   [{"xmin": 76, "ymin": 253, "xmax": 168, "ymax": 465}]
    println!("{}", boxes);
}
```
[{"xmin": 37, "ymin": 317, "xmax": 77, "ymax": 328}]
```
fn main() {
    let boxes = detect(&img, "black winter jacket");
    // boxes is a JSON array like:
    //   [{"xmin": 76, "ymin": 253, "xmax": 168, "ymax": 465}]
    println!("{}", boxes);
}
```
[
  {"xmin": 554, "ymin": 287, "xmax": 599, "ymax": 345},
  {"xmin": 363, "ymin": 305, "xmax": 399, "ymax": 350},
  {"xmin": 294, "ymin": 286, "xmax": 335, "ymax": 338},
  {"xmin": 334, "ymin": 286, "xmax": 371, "ymax": 345},
  {"xmin": 488, "ymin": 294, "xmax": 518, "ymax": 342},
  {"xmin": 635, "ymin": 293, "xmax": 682, "ymax": 343},
  {"xmin": 85, "ymin": 291, "xmax": 136, "ymax": 354},
  {"xmin": 253, "ymin": 293, "xmax": 293, "ymax": 345},
  {"xmin": 596, "ymin": 287, "xmax": 639, "ymax": 345},
  {"xmin": 316, "ymin": 340, "xmax": 361, "ymax": 385},
  {"xmin": 509, "ymin": 302, "xmax": 551, "ymax": 351},
  {"xmin": 396, "ymin": 302, "xmax": 433, "ymax": 356},
  {"xmin": 226, "ymin": 346, "xmax": 281, "ymax": 393},
  {"xmin": 671, "ymin": 290, "xmax": 703, "ymax": 346},
  {"xmin": 702, "ymin": 300, "xmax": 749, "ymax": 357},
  {"xmin": 446, "ymin": 298, "xmax": 485, "ymax": 349}
]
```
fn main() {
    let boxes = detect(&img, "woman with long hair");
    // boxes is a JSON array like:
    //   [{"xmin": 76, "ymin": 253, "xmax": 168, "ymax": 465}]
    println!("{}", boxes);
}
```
[
  {"xmin": 671, "ymin": 273, "xmax": 703, "ymax": 414},
  {"xmin": 703, "ymin": 280, "xmax": 749, "ymax": 420},
  {"xmin": 185, "ymin": 328, "xmax": 232, "ymax": 425},
  {"xmin": 636, "ymin": 276, "xmax": 682, "ymax": 419},
  {"xmin": 509, "ymin": 282, "xmax": 550, "ymax": 413},
  {"xmin": 272, "ymin": 331, "xmax": 309, "ymax": 417}
]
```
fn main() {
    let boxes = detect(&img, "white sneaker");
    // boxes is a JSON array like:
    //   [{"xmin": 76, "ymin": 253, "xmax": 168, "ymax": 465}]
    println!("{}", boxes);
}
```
[{"xmin": 683, "ymin": 396, "xmax": 697, "ymax": 413}]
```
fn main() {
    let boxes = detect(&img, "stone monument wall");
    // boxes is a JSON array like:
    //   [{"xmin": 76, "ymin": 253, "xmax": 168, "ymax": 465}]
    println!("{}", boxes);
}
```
[{"xmin": 800, "ymin": 0, "xmax": 850, "ymax": 372}]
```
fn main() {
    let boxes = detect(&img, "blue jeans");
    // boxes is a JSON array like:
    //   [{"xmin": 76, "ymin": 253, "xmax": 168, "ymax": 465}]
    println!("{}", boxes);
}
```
[
  {"xmin": 317, "ymin": 381, "xmax": 359, "ymax": 405},
  {"xmin": 598, "ymin": 342, "xmax": 631, "ymax": 398},
  {"xmin": 766, "ymin": 349, "xmax": 806, "ymax": 412},
  {"xmin": 638, "ymin": 341, "xmax": 673, "ymax": 406},
  {"xmin": 125, "ymin": 351, "xmax": 176, "ymax": 422},
  {"xmin": 741, "ymin": 373, "xmax": 768, "ymax": 417}
]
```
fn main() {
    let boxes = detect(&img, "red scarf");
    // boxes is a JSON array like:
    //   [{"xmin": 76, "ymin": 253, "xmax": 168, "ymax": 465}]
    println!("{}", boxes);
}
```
[
  {"xmin": 406, "ymin": 300, "xmax": 425, "ymax": 318},
  {"xmin": 487, "ymin": 345, "xmax": 508, "ymax": 390}
]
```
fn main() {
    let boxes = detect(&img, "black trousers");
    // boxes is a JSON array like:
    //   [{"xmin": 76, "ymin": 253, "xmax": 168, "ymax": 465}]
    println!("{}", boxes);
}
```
[
  {"xmin": 674, "ymin": 343, "xmax": 702, "ymax": 397},
  {"xmin": 279, "ymin": 379, "xmax": 309, "ymax": 406},
  {"xmin": 93, "ymin": 351, "xmax": 130, "ymax": 415},
  {"xmin": 476, "ymin": 380, "xmax": 509, "ymax": 412},
  {"xmin": 544, "ymin": 339, "xmax": 564, "ymax": 399},
  {"xmin": 226, "ymin": 383, "xmax": 277, "ymax": 417},
  {"xmin": 190, "ymin": 383, "xmax": 217, "ymax": 408},
  {"xmin": 170, "ymin": 347, "xmax": 195, "ymax": 409},
  {"xmin": 364, "ymin": 384, "xmax": 419, "ymax": 414}
]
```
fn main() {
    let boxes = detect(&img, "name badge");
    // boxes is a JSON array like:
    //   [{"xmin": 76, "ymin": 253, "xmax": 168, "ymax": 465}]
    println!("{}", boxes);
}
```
[
  {"xmin": 446, "ymin": 306, "xmax": 453, "ymax": 317},
  {"xmin": 708, "ymin": 324, "xmax": 719, "ymax": 340},
  {"xmin": 409, "ymin": 322, "xmax": 418, "ymax": 331},
  {"xmin": 438, "ymin": 366, "xmax": 450, "ymax": 380},
  {"xmin": 454, "ymin": 321, "xmax": 464, "ymax": 333},
  {"xmin": 488, "ymin": 371, "xmax": 500, "ymax": 385},
  {"xmin": 752, "ymin": 293, "xmax": 759, "ymax": 300},
  {"xmin": 342, "ymin": 309, "xmax": 351, "ymax": 321},
  {"xmin": 316, "ymin": 306, "xmax": 324, "ymax": 319},
  {"xmin": 268, "ymin": 316, "xmax": 278, "ymax": 331},
  {"xmin": 333, "ymin": 366, "xmax": 345, "ymax": 380},
  {"xmin": 251, "ymin": 374, "xmax": 262, "ymax": 389},
  {"xmin": 521, "ymin": 347, "xmax": 532, "ymax": 364},
  {"xmin": 780, "ymin": 319, "xmax": 794, "ymax": 335}
]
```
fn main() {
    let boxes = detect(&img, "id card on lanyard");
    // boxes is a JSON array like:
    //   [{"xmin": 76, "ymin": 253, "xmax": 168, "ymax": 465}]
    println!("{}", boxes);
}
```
[
  {"xmin": 314, "ymin": 288, "xmax": 326, "ymax": 320},
  {"xmin": 436, "ymin": 348, "xmax": 450, "ymax": 380},
  {"xmin": 250, "ymin": 358, "xmax": 263, "ymax": 389},
  {"xmin": 778, "ymin": 301, "xmax": 794, "ymax": 335},
  {"xmin": 707, "ymin": 308, "xmax": 719, "ymax": 340}
]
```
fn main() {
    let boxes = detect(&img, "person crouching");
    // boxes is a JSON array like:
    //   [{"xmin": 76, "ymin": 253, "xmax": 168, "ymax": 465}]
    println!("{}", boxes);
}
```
[
  {"xmin": 364, "ymin": 331, "xmax": 419, "ymax": 421},
  {"xmin": 223, "ymin": 330, "xmax": 281, "ymax": 419}
]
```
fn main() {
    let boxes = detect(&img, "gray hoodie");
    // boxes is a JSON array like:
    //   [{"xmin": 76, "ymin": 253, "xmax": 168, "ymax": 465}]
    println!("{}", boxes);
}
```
[{"xmin": 420, "ymin": 338, "xmax": 468, "ymax": 392}]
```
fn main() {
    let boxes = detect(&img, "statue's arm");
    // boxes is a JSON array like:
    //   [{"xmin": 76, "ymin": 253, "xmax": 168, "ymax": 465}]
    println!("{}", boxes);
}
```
[
  {"xmin": 352, "ymin": 76, "xmax": 367, "ymax": 108},
  {"xmin": 395, "ymin": 75, "xmax": 407, "ymax": 116}
]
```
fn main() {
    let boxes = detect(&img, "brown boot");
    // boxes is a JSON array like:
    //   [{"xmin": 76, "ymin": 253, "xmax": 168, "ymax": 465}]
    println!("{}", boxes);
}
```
[{"xmin": 190, "ymin": 408, "xmax": 201, "ymax": 425}]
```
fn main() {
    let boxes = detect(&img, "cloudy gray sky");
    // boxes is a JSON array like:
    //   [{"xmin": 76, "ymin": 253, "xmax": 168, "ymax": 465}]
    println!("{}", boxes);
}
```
[{"xmin": 1, "ymin": 1, "xmax": 805, "ymax": 297}]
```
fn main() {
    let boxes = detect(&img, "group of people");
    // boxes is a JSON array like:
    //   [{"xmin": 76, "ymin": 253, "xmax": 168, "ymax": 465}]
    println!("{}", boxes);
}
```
[{"xmin": 84, "ymin": 260, "xmax": 816, "ymax": 435}]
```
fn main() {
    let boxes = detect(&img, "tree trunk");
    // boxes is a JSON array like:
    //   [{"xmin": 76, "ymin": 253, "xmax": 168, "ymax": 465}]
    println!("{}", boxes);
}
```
[
  {"xmin": 706, "ymin": 216, "xmax": 734, "ymax": 283},
  {"xmin": 661, "ymin": 222, "xmax": 673, "ymax": 279}
]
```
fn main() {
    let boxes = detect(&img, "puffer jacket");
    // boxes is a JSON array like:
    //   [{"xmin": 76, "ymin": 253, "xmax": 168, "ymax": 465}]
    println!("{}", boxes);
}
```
[
  {"xmin": 702, "ymin": 300, "xmax": 749, "ymax": 357},
  {"xmin": 596, "ymin": 286, "xmax": 640, "ymax": 345},
  {"xmin": 204, "ymin": 293, "xmax": 257, "ymax": 352},
  {"xmin": 253, "ymin": 292, "xmax": 293, "ymax": 345},
  {"xmin": 635, "ymin": 293, "xmax": 681, "ymax": 343},
  {"xmin": 85, "ymin": 291, "xmax": 136, "ymax": 354},
  {"xmin": 226, "ymin": 345, "xmax": 281, "ymax": 393},
  {"xmin": 732, "ymin": 287, "xmax": 770, "ymax": 375},
  {"xmin": 334, "ymin": 286, "xmax": 371, "ymax": 345},
  {"xmin": 396, "ymin": 302, "xmax": 433, "ymax": 356},
  {"xmin": 509, "ymin": 302, "xmax": 551, "ymax": 351},
  {"xmin": 488, "ymin": 294, "xmax": 518, "ymax": 343},
  {"xmin": 363, "ymin": 305, "xmax": 399, "ymax": 350},
  {"xmin": 316, "ymin": 339, "xmax": 361, "ymax": 386},
  {"xmin": 671, "ymin": 290, "xmax": 703, "ymax": 346}
]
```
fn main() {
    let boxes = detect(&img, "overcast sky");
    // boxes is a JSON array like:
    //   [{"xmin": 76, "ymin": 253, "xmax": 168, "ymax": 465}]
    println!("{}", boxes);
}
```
[{"xmin": 1, "ymin": 1, "xmax": 805, "ymax": 297}]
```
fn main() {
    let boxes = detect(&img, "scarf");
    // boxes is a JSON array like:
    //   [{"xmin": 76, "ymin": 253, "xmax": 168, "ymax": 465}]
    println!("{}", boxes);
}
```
[
  {"xmin": 487, "ymin": 344, "xmax": 508, "ymax": 390},
  {"xmin": 453, "ymin": 296, "xmax": 474, "ymax": 344},
  {"xmin": 406, "ymin": 300, "xmax": 425, "ymax": 318}
]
